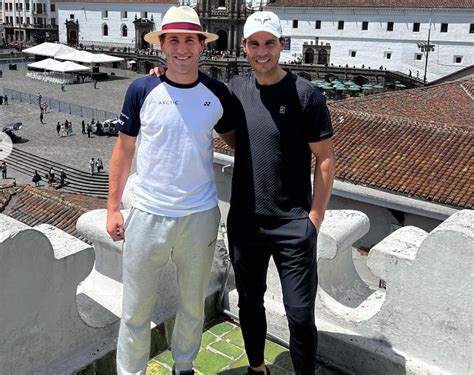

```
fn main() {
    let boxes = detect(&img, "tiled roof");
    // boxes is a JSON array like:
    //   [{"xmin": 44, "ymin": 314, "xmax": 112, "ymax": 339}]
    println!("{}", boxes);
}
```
[
  {"xmin": 1, "ymin": 186, "xmax": 107, "ymax": 242},
  {"xmin": 330, "ymin": 109, "xmax": 473, "ymax": 209},
  {"xmin": 268, "ymin": 0, "xmax": 472, "ymax": 8},
  {"xmin": 330, "ymin": 80, "xmax": 474, "ymax": 130},
  {"xmin": 213, "ymin": 80, "xmax": 473, "ymax": 209}
]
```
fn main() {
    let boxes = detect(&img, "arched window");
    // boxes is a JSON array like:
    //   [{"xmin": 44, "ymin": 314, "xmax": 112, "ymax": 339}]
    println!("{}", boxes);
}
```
[
  {"xmin": 318, "ymin": 49, "xmax": 328, "ymax": 65},
  {"xmin": 121, "ymin": 24, "xmax": 128, "ymax": 37},
  {"xmin": 304, "ymin": 48, "xmax": 314, "ymax": 64},
  {"xmin": 103, "ymin": 23, "xmax": 108, "ymax": 36}
]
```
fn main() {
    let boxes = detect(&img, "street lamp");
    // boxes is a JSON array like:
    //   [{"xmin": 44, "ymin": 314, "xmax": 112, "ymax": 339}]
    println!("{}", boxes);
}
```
[{"xmin": 417, "ymin": 19, "xmax": 435, "ymax": 85}]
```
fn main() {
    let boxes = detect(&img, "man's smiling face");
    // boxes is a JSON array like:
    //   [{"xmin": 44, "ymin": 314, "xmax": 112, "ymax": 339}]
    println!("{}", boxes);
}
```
[
  {"xmin": 243, "ymin": 31, "xmax": 284, "ymax": 76},
  {"xmin": 160, "ymin": 33, "xmax": 205, "ymax": 80}
]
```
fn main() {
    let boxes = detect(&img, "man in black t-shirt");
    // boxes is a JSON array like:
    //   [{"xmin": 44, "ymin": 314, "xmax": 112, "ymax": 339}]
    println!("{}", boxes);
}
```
[{"xmin": 220, "ymin": 11, "xmax": 335, "ymax": 375}]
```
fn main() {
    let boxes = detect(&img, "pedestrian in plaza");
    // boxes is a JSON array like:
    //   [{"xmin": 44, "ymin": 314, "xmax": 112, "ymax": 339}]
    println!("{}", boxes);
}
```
[
  {"xmin": 61, "ymin": 83, "xmax": 65, "ymax": 91},
  {"xmin": 3, "ymin": 94, "xmax": 8, "ymax": 105},
  {"xmin": 86, "ymin": 122, "xmax": 92, "ymax": 138},
  {"xmin": 60, "ymin": 123, "xmax": 66, "ymax": 137},
  {"xmin": 0, "ymin": 95, "xmax": 3, "ymax": 105},
  {"xmin": 226, "ymin": 12, "xmax": 334, "ymax": 375},
  {"xmin": 32, "ymin": 170, "xmax": 42, "ymax": 186},
  {"xmin": 37, "ymin": 93, "xmax": 42, "ymax": 109},
  {"xmin": 59, "ymin": 170, "xmax": 67, "ymax": 186},
  {"xmin": 39, "ymin": 111, "xmax": 44, "ymax": 124},
  {"xmin": 1, "ymin": 161, "xmax": 7, "ymax": 179},
  {"xmin": 56, "ymin": 122, "xmax": 61, "ymax": 136},
  {"xmin": 108, "ymin": 6, "xmax": 236, "ymax": 375},
  {"xmin": 47, "ymin": 167, "xmax": 55, "ymax": 185},
  {"xmin": 96, "ymin": 158, "xmax": 104, "ymax": 173},
  {"xmin": 93, "ymin": 79, "xmax": 98, "ymax": 89},
  {"xmin": 82, "ymin": 120, "xmax": 86, "ymax": 135},
  {"xmin": 89, "ymin": 157, "xmax": 95, "ymax": 176}
]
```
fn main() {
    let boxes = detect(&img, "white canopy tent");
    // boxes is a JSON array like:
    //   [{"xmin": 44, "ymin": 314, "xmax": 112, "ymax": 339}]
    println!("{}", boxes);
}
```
[
  {"xmin": 22, "ymin": 42, "xmax": 77, "ymax": 58},
  {"xmin": 56, "ymin": 50, "xmax": 124, "ymax": 64},
  {"xmin": 28, "ymin": 59, "xmax": 90, "ymax": 72}
]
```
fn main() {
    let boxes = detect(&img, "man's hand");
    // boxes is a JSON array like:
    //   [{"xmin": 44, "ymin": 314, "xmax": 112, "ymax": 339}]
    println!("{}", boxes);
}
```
[
  {"xmin": 149, "ymin": 66, "xmax": 166, "ymax": 76},
  {"xmin": 107, "ymin": 210, "xmax": 125, "ymax": 241},
  {"xmin": 308, "ymin": 211, "xmax": 322, "ymax": 233}
]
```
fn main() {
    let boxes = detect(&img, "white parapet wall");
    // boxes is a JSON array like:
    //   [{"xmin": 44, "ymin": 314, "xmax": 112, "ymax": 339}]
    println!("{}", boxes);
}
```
[{"xmin": 229, "ymin": 209, "xmax": 473, "ymax": 374}]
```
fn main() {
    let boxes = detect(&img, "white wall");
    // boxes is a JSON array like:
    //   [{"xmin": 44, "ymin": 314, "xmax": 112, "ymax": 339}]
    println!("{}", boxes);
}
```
[
  {"xmin": 57, "ymin": 2, "xmax": 172, "ymax": 46},
  {"xmin": 270, "ymin": 6, "xmax": 474, "ymax": 81}
]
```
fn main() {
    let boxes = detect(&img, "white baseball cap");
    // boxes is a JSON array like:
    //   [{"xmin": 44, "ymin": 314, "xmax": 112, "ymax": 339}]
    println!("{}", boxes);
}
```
[{"xmin": 243, "ymin": 11, "xmax": 283, "ymax": 39}]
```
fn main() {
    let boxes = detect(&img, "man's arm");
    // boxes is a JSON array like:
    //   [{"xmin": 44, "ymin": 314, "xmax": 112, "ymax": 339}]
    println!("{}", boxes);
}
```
[
  {"xmin": 218, "ymin": 130, "xmax": 236, "ymax": 150},
  {"xmin": 308, "ymin": 138, "xmax": 335, "ymax": 232},
  {"xmin": 106, "ymin": 132, "xmax": 136, "ymax": 241}
]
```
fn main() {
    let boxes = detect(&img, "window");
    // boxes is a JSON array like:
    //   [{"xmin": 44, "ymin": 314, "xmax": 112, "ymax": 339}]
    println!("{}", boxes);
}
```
[
  {"xmin": 51, "ymin": 18, "xmax": 55, "ymax": 26},
  {"xmin": 384, "ymin": 51, "xmax": 392, "ymax": 60},
  {"xmin": 103, "ymin": 23, "xmax": 108, "ymax": 36},
  {"xmin": 26, "ymin": 17, "xmax": 30, "ymax": 24},
  {"xmin": 102, "ymin": 10, "xmax": 108, "ymax": 19},
  {"xmin": 413, "ymin": 22, "xmax": 420, "ymax": 32},
  {"xmin": 50, "ymin": 4, "xmax": 55, "ymax": 12},
  {"xmin": 362, "ymin": 21, "xmax": 368, "ymax": 30},
  {"xmin": 454, "ymin": 56, "xmax": 463, "ymax": 64},
  {"xmin": 415, "ymin": 53, "xmax": 423, "ymax": 60},
  {"xmin": 26, "ymin": 3, "xmax": 29, "ymax": 11},
  {"xmin": 141, "ymin": 11, "xmax": 148, "ymax": 18},
  {"xmin": 387, "ymin": 21, "xmax": 394, "ymax": 31},
  {"xmin": 338, "ymin": 21, "xmax": 344, "ymax": 30},
  {"xmin": 350, "ymin": 50, "xmax": 357, "ymax": 57},
  {"xmin": 70, "ymin": 14, "xmax": 74, "ymax": 20},
  {"xmin": 121, "ymin": 11, "xmax": 128, "ymax": 19},
  {"xmin": 315, "ymin": 20, "xmax": 321, "ymax": 29},
  {"xmin": 218, "ymin": 0, "xmax": 225, "ymax": 6},
  {"xmin": 440, "ymin": 23, "xmax": 448, "ymax": 33},
  {"xmin": 292, "ymin": 20, "xmax": 298, "ymax": 28},
  {"xmin": 122, "ymin": 24, "xmax": 128, "ymax": 37},
  {"xmin": 470, "ymin": 24, "xmax": 474, "ymax": 33}
]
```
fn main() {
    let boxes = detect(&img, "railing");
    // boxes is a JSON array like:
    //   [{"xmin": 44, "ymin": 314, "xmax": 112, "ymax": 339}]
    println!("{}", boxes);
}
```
[{"xmin": 3, "ymin": 88, "xmax": 119, "ymax": 122}]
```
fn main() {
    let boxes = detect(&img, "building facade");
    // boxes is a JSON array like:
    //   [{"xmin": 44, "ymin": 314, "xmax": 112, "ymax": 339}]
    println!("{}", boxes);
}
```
[
  {"xmin": 266, "ymin": 0, "xmax": 474, "ymax": 81},
  {"xmin": 57, "ymin": 0, "xmax": 175, "ymax": 49},
  {"xmin": 1, "ymin": 0, "xmax": 58, "ymax": 44}
]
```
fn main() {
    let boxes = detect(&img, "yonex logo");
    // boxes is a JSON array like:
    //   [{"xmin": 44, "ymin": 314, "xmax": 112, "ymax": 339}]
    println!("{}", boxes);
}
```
[
  {"xmin": 279, "ymin": 106, "xmax": 286, "ymax": 114},
  {"xmin": 204, "ymin": 101, "xmax": 211, "ymax": 106}
]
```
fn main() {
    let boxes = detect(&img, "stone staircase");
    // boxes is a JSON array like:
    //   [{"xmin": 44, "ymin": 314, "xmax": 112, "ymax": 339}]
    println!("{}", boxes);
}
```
[{"xmin": 5, "ymin": 148, "xmax": 109, "ymax": 198}]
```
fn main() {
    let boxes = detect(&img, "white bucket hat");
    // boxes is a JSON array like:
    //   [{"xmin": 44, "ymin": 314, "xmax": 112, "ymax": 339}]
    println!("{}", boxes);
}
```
[
  {"xmin": 243, "ymin": 11, "xmax": 283, "ymax": 39},
  {"xmin": 144, "ymin": 6, "xmax": 218, "ymax": 44}
]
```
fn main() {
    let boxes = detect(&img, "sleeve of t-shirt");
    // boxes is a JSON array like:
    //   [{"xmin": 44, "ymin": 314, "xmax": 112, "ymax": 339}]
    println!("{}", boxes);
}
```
[
  {"xmin": 205, "ymin": 80, "xmax": 240, "ymax": 134},
  {"xmin": 303, "ymin": 89, "xmax": 334, "ymax": 142},
  {"xmin": 116, "ymin": 77, "xmax": 149, "ymax": 137}
]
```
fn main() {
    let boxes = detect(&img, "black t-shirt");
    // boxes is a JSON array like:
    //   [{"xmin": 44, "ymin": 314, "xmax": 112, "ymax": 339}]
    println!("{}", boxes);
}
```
[{"xmin": 228, "ymin": 71, "xmax": 333, "ymax": 219}]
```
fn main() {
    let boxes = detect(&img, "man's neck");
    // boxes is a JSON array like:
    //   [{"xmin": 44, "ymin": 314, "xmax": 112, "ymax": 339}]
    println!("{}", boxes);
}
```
[
  {"xmin": 165, "ymin": 69, "xmax": 199, "ymax": 85},
  {"xmin": 255, "ymin": 66, "xmax": 287, "ymax": 86}
]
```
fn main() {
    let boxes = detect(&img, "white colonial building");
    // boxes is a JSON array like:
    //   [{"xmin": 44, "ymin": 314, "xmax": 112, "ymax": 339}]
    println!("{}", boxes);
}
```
[
  {"xmin": 55, "ymin": 0, "xmax": 269, "ymax": 50},
  {"xmin": 266, "ymin": 0, "xmax": 474, "ymax": 82},
  {"xmin": 1, "ymin": 0, "xmax": 58, "ymax": 43},
  {"xmin": 56, "ymin": 0, "xmax": 175, "ymax": 49}
]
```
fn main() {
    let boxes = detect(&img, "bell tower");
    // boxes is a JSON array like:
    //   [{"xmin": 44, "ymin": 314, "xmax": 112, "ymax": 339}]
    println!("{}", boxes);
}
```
[{"xmin": 196, "ymin": 0, "xmax": 250, "ymax": 55}]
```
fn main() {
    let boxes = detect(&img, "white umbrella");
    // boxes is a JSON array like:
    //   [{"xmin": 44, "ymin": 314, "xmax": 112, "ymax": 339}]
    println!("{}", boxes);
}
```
[
  {"xmin": 27, "ymin": 58, "xmax": 64, "ymax": 71},
  {"xmin": 23, "ymin": 42, "xmax": 76, "ymax": 58}
]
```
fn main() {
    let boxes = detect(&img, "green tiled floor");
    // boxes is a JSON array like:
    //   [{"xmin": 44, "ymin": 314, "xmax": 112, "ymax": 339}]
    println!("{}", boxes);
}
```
[{"xmin": 147, "ymin": 321, "xmax": 340, "ymax": 375}]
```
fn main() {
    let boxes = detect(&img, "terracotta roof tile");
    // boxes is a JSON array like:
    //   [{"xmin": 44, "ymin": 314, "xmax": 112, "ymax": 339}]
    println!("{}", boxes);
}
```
[
  {"xmin": 1, "ymin": 186, "xmax": 107, "ymax": 243},
  {"xmin": 269, "ymin": 0, "xmax": 472, "ymax": 8}
]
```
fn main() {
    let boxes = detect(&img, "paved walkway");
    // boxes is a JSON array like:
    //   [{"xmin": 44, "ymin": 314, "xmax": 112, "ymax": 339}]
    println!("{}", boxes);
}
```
[
  {"xmin": 147, "ymin": 320, "xmax": 340, "ymax": 375},
  {"xmin": 0, "ymin": 64, "xmax": 139, "ymax": 184}
]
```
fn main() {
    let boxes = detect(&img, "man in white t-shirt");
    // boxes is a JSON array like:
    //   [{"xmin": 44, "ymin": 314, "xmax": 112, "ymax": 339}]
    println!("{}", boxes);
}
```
[{"xmin": 106, "ymin": 6, "xmax": 236, "ymax": 375}]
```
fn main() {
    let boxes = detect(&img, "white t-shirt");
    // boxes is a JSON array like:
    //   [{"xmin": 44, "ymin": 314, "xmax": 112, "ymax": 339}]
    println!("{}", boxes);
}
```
[{"xmin": 118, "ymin": 72, "xmax": 235, "ymax": 217}]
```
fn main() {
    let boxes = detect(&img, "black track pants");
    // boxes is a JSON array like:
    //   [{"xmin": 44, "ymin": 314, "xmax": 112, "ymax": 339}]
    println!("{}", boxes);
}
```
[{"xmin": 228, "ymin": 214, "xmax": 318, "ymax": 375}]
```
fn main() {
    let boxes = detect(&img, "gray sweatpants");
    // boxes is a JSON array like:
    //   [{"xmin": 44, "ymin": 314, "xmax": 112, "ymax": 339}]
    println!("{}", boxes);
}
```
[{"xmin": 116, "ymin": 206, "xmax": 220, "ymax": 375}]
